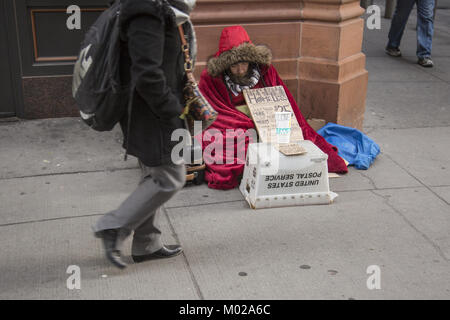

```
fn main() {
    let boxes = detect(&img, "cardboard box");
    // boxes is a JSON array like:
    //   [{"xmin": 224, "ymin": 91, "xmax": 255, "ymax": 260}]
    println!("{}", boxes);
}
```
[{"xmin": 239, "ymin": 140, "xmax": 338, "ymax": 209}]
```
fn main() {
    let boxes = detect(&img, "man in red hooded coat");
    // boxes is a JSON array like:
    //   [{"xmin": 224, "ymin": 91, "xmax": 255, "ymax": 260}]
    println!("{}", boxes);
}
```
[{"xmin": 198, "ymin": 26, "xmax": 348, "ymax": 190}]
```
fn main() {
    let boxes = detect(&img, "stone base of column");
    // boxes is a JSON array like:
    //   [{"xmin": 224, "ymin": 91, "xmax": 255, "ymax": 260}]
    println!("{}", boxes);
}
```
[
  {"xmin": 299, "ymin": 13, "xmax": 368, "ymax": 130},
  {"xmin": 299, "ymin": 53, "xmax": 368, "ymax": 130}
]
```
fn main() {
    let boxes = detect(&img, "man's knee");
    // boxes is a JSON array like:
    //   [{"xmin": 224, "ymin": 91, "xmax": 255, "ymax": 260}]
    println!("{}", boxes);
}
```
[
  {"xmin": 159, "ymin": 164, "xmax": 186, "ymax": 193},
  {"xmin": 172, "ymin": 173, "xmax": 186, "ymax": 192},
  {"xmin": 418, "ymin": 1, "xmax": 435, "ymax": 20},
  {"xmin": 173, "ymin": 165, "xmax": 187, "ymax": 191},
  {"xmin": 419, "ymin": 10, "xmax": 434, "ymax": 21}
]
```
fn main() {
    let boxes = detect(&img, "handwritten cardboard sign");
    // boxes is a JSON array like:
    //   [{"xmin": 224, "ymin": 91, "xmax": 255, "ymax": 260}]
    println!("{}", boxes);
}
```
[
  {"xmin": 243, "ymin": 86, "xmax": 305, "ymax": 155},
  {"xmin": 276, "ymin": 143, "xmax": 307, "ymax": 156}
]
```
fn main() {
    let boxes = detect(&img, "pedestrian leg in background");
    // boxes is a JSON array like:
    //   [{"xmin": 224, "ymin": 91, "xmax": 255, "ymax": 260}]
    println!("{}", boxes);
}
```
[
  {"xmin": 416, "ymin": 0, "xmax": 435, "ymax": 67},
  {"xmin": 386, "ymin": 0, "xmax": 416, "ymax": 56},
  {"xmin": 93, "ymin": 160, "xmax": 186, "ymax": 268}
]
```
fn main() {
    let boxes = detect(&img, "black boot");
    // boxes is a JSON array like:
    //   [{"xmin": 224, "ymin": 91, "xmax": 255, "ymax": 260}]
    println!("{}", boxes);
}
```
[
  {"xmin": 132, "ymin": 245, "xmax": 183, "ymax": 263},
  {"xmin": 95, "ymin": 229, "xmax": 128, "ymax": 269}
]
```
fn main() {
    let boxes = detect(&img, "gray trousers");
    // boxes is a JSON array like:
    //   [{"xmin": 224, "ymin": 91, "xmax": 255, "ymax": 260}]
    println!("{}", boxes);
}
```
[{"xmin": 93, "ymin": 160, "xmax": 186, "ymax": 256}]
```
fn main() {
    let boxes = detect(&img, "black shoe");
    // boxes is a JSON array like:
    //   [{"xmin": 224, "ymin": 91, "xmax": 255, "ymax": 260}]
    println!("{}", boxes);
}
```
[
  {"xmin": 385, "ymin": 46, "xmax": 402, "ymax": 57},
  {"xmin": 95, "ymin": 229, "xmax": 127, "ymax": 269},
  {"xmin": 418, "ymin": 57, "xmax": 434, "ymax": 68},
  {"xmin": 132, "ymin": 245, "xmax": 183, "ymax": 263}
]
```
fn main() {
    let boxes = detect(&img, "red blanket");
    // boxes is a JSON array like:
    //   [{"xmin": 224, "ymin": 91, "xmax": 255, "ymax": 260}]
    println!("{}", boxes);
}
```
[{"xmin": 198, "ymin": 65, "xmax": 348, "ymax": 190}]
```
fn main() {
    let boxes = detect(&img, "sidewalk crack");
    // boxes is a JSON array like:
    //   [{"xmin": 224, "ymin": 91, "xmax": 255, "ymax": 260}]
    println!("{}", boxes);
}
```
[
  {"xmin": 162, "ymin": 205, "xmax": 205, "ymax": 300},
  {"xmin": 358, "ymin": 171, "xmax": 377, "ymax": 190},
  {"xmin": 0, "ymin": 167, "xmax": 139, "ymax": 181},
  {"xmin": 371, "ymin": 189, "xmax": 449, "ymax": 262},
  {"xmin": 0, "ymin": 213, "xmax": 102, "ymax": 228},
  {"xmin": 165, "ymin": 199, "xmax": 244, "ymax": 210},
  {"xmin": 384, "ymin": 154, "xmax": 450, "ymax": 206}
]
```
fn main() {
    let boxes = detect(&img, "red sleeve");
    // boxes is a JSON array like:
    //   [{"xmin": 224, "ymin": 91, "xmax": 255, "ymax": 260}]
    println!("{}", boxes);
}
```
[{"xmin": 198, "ymin": 70, "xmax": 257, "ymax": 189}]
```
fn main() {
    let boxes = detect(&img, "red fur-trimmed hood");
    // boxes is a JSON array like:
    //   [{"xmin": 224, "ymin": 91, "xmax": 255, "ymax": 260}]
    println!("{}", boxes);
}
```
[{"xmin": 207, "ymin": 26, "xmax": 272, "ymax": 77}]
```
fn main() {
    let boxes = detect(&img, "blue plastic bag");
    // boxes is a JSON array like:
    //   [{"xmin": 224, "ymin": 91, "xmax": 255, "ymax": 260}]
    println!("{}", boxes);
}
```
[{"xmin": 317, "ymin": 123, "xmax": 380, "ymax": 170}]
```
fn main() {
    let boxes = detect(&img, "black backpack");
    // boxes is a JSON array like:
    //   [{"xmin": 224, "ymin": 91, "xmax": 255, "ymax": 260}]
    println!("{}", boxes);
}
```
[{"xmin": 72, "ymin": 0, "xmax": 130, "ymax": 132}]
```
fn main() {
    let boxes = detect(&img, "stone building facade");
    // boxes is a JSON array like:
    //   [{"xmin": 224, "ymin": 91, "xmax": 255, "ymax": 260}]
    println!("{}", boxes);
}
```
[{"xmin": 0, "ymin": 0, "xmax": 368, "ymax": 129}]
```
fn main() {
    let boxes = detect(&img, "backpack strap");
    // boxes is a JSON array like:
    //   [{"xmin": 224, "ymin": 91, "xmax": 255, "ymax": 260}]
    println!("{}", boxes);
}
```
[
  {"xmin": 123, "ymin": 83, "xmax": 135, "ymax": 161},
  {"xmin": 178, "ymin": 24, "xmax": 195, "ymax": 83}
]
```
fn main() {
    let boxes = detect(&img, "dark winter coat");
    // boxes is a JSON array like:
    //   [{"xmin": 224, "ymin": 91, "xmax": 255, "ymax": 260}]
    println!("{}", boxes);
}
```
[{"xmin": 119, "ymin": 0, "xmax": 186, "ymax": 167}]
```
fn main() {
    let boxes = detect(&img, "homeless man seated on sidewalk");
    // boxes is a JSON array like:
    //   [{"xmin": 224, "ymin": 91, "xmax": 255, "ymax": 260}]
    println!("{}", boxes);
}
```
[{"xmin": 198, "ymin": 26, "xmax": 348, "ymax": 190}]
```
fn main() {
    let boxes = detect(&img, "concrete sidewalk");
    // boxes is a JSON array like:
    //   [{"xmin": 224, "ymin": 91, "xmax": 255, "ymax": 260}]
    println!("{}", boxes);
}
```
[{"xmin": 0, "ymin": 2, "xmax": 449, "ymax": 299}]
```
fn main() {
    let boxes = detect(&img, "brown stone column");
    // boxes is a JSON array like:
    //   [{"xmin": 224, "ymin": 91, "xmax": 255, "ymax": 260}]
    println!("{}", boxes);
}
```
[{"xmin": 298, "ymin": 0, "xmax": 368, "ymax": 130}]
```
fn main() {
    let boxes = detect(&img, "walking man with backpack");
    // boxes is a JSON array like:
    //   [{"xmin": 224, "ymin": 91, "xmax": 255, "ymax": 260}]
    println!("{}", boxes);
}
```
[{"xmin": 92, "ymin": 0, "xmax": 197, "ymax": 269}]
